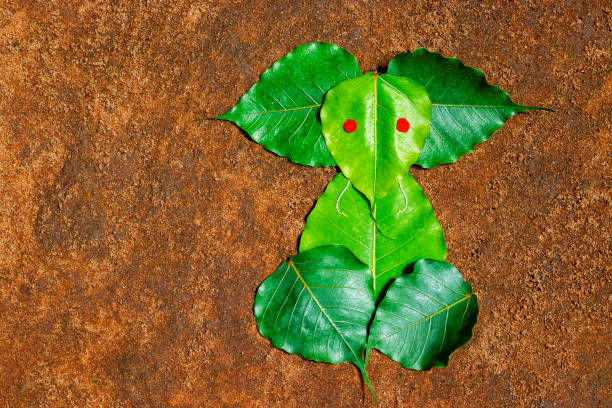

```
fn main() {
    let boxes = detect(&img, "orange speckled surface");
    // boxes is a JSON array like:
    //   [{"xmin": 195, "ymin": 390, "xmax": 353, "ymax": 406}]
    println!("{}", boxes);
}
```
[{"xmin": 0, "ymin": 1, "xmax": 610, "ymax": 407}]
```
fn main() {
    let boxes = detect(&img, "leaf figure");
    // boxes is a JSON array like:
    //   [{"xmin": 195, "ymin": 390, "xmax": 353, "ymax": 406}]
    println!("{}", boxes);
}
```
[
  {"xmin": 388, "ymin": 48, "xmax": 548, "ymax": 168},
  {"xmin": 367, "ymin": 259, "xmax": 478, "ymax": 370},
  {"xmin": 254, "ymin": 245, "xmax": 377, "ymax": 394},
  {"xmin": 218, "ymin": 42, "xmax": 361, "ymax": 166},
  {"xmin": 299, "ymin": 174, "xmax": 446, "ymax": 299},
  {"xmin": 320, "ymin": 73, "xmax": 432, "ymax": 208}
]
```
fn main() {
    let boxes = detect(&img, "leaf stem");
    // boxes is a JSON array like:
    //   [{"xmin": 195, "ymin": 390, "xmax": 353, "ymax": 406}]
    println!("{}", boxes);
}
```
[
  {"xmin": 183, "ymin": 116, "xmax": 218, "ymax": 125},
  {"xmin": 360, "ymin": 366, "xmax": 378, "ymax": 405},
  {"xmin": 364, "ymin": 346, "xmax": 372, "ymax": 366}
]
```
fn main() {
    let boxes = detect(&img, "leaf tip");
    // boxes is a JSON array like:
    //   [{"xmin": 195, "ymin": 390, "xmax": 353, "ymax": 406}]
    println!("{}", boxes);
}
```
[
  {"xmin": 183, "ymin": 115, "xmax": 224, "ymax": 125},
  {"xmin": 519, "ymin": 105, "xmax": 555, "ymax": 113},
  {"xmin": 360, "ymin": 367, "xmax": 378, "ymax": 404}
]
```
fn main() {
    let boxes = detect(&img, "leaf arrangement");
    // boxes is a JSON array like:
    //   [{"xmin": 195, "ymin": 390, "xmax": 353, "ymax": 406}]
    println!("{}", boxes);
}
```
[{"xmin": 209, "ymin": 43, "xmax": 545, "ymax": 401}]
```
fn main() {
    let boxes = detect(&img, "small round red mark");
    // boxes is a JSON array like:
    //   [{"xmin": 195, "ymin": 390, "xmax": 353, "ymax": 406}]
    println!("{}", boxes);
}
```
[
  {"xmin": 396, "ymin": 118, "xmax": 410, "ymax": 132},
  {"xmin": 343, "ymin": 119, "xmax": 357, "ymax": 133}
]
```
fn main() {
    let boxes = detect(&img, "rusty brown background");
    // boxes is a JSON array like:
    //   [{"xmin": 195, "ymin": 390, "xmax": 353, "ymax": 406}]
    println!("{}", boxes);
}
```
[{"xmin": 0, "ymin": 1, "xmax": 610, "ymax": 407}]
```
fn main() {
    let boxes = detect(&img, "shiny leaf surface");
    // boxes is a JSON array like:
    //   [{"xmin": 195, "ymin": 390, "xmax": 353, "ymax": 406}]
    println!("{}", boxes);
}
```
[
  {"xmin": 320, "ymin": 73, "xmax": 431, "ymax": 206},
  {"xmin": 368, "ymin": 259, "xmax": 478, "ymax": 370},
  {"xmin": 388, "ymin": 48, "xmax": 546, "ymax": 168},
  {"xmin": 254, "ymin": 245, "xmax": 375, "ymax": 384},
  {"xmin": 219, "ymin": 42, "xmax": 360, "ymax": 166},
  {"xmin": 299, "ymin": 174, "xmax": 446, "ymax": 298}
]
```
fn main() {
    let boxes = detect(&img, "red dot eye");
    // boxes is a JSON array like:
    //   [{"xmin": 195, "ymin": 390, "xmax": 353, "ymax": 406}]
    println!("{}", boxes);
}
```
[
  {"xmin": 343, "ymin": 119, "xmax": 357, "ymax": 133},
  {"xmin": 396, "ymin": 118, "xmax": 410, "ymax": 132}
]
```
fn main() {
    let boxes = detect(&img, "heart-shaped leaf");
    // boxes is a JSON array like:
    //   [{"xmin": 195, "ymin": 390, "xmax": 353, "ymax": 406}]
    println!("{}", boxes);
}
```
[
  {"xmin": 254, "ymin": 245, "xmax": 376, "ymax": 390},
  {"xmin": 299, "ymin": 174, "xmax": 446, "ymax": 298},
  {"xmin": 367, "ymin": 259, "xmax": 478, "ymax": 370},
  {"xmin": 320, "ymin": 73, "xmax": 432, "ymax": 207},
  {"xmin": 218, "ymin": 42, "xmax": 361, "ymax": 166},
  {"xmin": 388, "ymin": 48, "xmax": 546, "ymax": 168}
]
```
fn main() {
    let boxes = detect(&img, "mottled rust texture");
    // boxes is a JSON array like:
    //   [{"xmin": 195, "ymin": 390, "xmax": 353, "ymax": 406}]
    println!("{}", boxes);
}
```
[{"xmin": 0, "ymin": 1, "xmax": 610, "ymax": 407}]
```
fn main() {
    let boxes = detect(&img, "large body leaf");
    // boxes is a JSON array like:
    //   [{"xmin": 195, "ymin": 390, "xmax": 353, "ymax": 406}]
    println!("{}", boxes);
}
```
[
  {"xmin": 368, "ymin": 259, "xmax": 478, "ymax": 370},
  {"xmin": 219, "ymin": 42, "xmax": 360, "ymax": 166},
  {"xmin": 299, "ymin": 174, "xmax": 446, "ymax": 298},
  {"xmin": 320, "ymin": 73, "xmax": 431, "ymax": 206},
  {"xmin": 388, "ymin": 48, "xmax": 544, "ymax": 168},
  {"xmin": 254, "ymin": 245, "xmax": 375, "ymax": 376}
]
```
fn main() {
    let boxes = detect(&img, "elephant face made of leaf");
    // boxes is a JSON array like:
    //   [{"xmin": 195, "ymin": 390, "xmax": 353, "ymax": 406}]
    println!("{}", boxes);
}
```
[{"xmin": 320, "ymin": 73, "xmax": 432, "ymax": 210}]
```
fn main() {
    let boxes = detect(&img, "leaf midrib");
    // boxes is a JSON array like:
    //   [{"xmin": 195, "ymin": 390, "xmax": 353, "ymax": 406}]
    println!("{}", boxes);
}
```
[
  {"xmin": 371, "ymin": 209, "xmax": 377, "ymax": 294},
  {"xmin": 372, "ymin": 73, "xmax": 379, "ymax": 295},
  {"xmin": 372, "ymin": 293, "xmax": 472, "ymax": 345},
  {"xmin": 236, "ymin": 104, "xmax": 321, "ymax": 116},
  {"xmin": 289, "ymin": 260, "xmax": 365, "ymax": 368},
  {"xmin": 432, "ymin": 104, "xmax": 512, "ymax": 108},
  {"xmin": 373, "ymin": 73, "xmax": 378, "ymax": 204}
]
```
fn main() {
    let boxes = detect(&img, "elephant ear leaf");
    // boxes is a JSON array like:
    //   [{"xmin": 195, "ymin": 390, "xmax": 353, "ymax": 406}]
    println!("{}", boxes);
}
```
[
  {"xmin": 254, "ymin": 245, "xmax": 377, "ymax": 395},
  {"xmin": 368, "ymin": 259, "xmax": 478, "ymax": 370},
  {"xmin": 388, "ymin": 48, "xmax": 548, "ymax": 168},
  {"xmin": 218, "ymin": 42, "xmax": 360, "ymax": 167}
]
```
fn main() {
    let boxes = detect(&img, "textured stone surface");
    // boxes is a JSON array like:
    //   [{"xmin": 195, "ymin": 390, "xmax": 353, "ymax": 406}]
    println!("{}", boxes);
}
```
[{"xmin": 0, "ymin": 1, "xmax": 610, "ymax": 407}]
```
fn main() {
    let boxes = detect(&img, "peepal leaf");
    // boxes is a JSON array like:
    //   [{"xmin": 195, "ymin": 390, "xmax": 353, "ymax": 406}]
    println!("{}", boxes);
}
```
[
  {"xmin": 368, "ymin": 259, "xmax": 478, "ymax": 370},
  {"xmin": 300, "ymin": 174, "xmax": 446, "ymax": 298},
  {"xmin": 321, "ymin": 73, "xmax": 432, "ymax": 207},
  {"xmin": 254, "ymin": 245, "xmax": 375, "ymax": 380},
  {"xmin": 219, "ymin": 42, "xmax": 360, "ymax": 166},
  {"xmin": 388, "ymin": 48, "xmax": 545, "ymax": 168}
]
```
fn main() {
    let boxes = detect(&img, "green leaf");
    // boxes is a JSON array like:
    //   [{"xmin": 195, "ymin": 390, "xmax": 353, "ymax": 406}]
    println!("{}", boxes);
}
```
[
  {"xmin": 320, "ymin": 73, "xmax": 432, "ymax": 206},
  {"xmin": 254, "ymin": 245, "xmax": 376, "ymax": 393},
  {"xmin": 299, "ymin": 174, "xmax": 446, "ymax": 299},
  {"xmin": 388, "ymin": 48, "xmax": 547, "ymax": 168},
  {"xmin": 367, "ymin": 259, "xmax": 478, "ymax": 370},
  {"xmin": 218, "ymin": 42, "xmax": 361, "ymax": 167}
]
